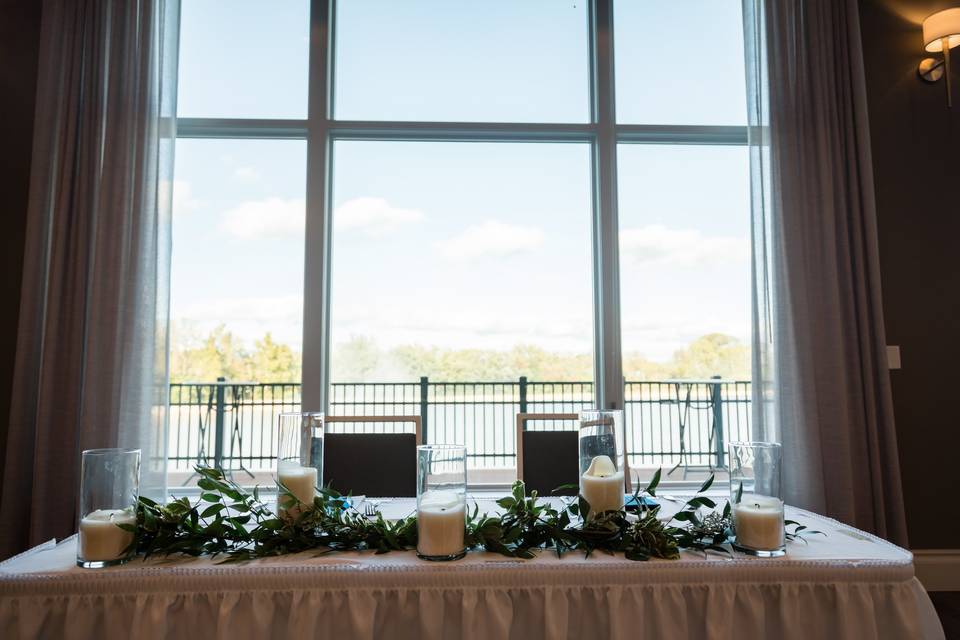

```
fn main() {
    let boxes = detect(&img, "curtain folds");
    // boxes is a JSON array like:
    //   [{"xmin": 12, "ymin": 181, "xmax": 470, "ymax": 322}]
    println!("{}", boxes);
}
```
[
  {"xmin": 0, "ymin": 0, "xmax": 178, "ymax": 560},
  {"xmin": 743, "ymin": 0, "xmax": 908, "ymax": 544}
]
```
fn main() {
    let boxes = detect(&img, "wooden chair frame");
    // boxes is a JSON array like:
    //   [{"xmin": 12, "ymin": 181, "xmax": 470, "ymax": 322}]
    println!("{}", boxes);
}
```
[{"xmin": 324, "ymin": 415, "xmax": 422, "ymax": 446}]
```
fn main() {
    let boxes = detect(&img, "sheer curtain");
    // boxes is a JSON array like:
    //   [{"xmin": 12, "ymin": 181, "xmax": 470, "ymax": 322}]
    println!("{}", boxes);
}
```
[
  {"xmin": 743, "ymin": 0, "xmax": 908, "ymax": 544},
  {"xmin": 0, "ymin": 0, "xmax": 178, "ymax": 559}
]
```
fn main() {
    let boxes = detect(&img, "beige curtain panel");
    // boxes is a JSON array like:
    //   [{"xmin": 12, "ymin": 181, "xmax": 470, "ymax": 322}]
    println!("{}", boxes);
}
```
[
  {"xmin": 744, "ymin": 0, "xmax": 908, "ymax": 545},
  {"xmin": 0, "ymin": 0, "xmax": 178, "ymax": 560}
]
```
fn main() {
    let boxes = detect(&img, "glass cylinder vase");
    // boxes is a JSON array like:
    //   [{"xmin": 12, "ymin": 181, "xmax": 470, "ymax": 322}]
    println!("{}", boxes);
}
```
[
  {"xmin": 276, "ymin": 412, "xmax": 324, "ymax": 518},
  {"xmin": 77, "ymin": 448, "xmax": 141, "ymax": 568},
  {"xmin": 416, "ymin": 444, "xmax": 467, "ymax": 561},
  {"xmin": 578, "ymin": 409, "xmax": 625, "ymax": 518},
  {"xmin": 729, "ymin": 441, "xmax": 785, "ymax": 557}
]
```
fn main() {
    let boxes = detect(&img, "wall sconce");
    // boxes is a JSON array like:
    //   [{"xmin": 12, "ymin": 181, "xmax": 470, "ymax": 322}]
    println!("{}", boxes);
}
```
[{"xmin": 918, "ymin": 8, "xmax": 960, "ymax": 107}]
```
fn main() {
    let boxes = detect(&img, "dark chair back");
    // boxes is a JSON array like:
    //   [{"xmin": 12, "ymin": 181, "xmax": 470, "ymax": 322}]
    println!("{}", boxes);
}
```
[
  {"xmin": 323, "ymin": 433, "xmax": 418, "ymax": 497},
  {"xmin": 516, "ymin": 413, "xmax": 580, "ymax": 496},
  {"xmin": 520, "ymin": 430, "xmax": 579, "ymax": 496}
]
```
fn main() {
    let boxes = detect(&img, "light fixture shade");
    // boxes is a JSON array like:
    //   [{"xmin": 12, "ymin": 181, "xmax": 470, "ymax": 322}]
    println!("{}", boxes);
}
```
[{"xmin": 923, "ymin": 8, "xmax": 960, "ymax": 52}]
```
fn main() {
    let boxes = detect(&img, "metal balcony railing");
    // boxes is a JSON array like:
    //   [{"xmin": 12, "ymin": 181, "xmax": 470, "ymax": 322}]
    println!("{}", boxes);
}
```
[{"xmin": 168, "ymin": 377, "xmax": 751, "ymax": 481}]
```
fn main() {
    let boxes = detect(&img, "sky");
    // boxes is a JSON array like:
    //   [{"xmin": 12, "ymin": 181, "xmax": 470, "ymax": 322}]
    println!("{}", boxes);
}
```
[{"xmin": 170, "ymin": 0, "xmax": 749, "ymax": 370}]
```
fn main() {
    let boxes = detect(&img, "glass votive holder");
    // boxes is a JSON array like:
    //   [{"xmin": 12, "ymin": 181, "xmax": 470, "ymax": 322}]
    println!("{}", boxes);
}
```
[
  {"xmin": 578, "ymin": 410, "xmax": 625, "ymax": 518},
  {"xmin": 276, "ymin": 412, "xmax": 324, "ymax": 518},
  {"xmin": 416, "ymin": 444, "xmax": 467, "ymax": 561},
  {"xmin": 729, "ymin": 441, "xmax": 785, "ymax": 557},
  {"xmin": 77, "ymin": 448, "xmax": 141, "ymax": 568}
]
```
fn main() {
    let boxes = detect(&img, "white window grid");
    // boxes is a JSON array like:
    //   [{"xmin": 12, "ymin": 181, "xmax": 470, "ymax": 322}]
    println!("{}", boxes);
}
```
[{"xmin": 174, "ymin": 0, "xmax": 749, "ymax": 414}]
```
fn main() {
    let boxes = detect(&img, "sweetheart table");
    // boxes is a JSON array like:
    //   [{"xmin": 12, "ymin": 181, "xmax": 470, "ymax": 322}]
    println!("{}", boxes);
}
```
[{"xmin": 0, "ymin": 498, "xmax": 944, "ymax": 640}]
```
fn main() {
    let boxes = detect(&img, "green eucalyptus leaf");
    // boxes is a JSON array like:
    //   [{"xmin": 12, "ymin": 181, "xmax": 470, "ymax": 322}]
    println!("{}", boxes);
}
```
[
  {"xmin": 698, "ymin": 474, "xmax": 714, "ymax": 494},
  {"xmin": 687, "ymin": 496, "xmax": 717, "ymax": 509},
  {"xmin": 222, "ymin": 487, "xmax": 243, "ymax": 501},
  {"xmin": 578, "ymin": 496, "xmax": 590, "ymax": 519},
  {"xmin": 646, "ymin": 468, "xmax": 662, "ymax": 496},
  {"xmin": 201, "ymin": 504, "xmax": 225, "ymax": 518}
]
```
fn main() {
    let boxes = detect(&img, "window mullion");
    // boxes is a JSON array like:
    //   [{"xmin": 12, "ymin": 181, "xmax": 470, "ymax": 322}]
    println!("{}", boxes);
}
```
[
  {"xmin": 592, "ymin": 0, "xmax": 624, "ymax": 412},
  {"xmin": 302, "ymin": 0, "xmax": 333, "ymax": 414}
]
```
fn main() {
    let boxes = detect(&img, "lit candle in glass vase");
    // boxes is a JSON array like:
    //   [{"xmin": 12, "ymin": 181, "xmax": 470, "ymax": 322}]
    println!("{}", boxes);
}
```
[
  {"xmin": 416, "ymin": 445, "xmax": 467, "ymax": 561},
  {"xmin": 77, "ymin": 448, "xmax": 141, "ymax": 568},
  {"xmin": 276, "ymin": 412, "xmax": 324, "ymax": 518},
  {"xmin": 729, "ymin": 442, "xmax": 785, "ymax": 557},
  {"xmin": 578, "ymin": 410, "xmax": 626, "ymax": 518}
]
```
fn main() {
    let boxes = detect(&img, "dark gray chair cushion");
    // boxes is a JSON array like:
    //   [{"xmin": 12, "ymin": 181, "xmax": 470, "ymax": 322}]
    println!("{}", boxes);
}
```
[
  {"xmin": 521, "ymin": 431, "xmax": 579, "ymax": 496},
  {"xmin": 322, "ymin": 433, "xmax": 417, "ymax": 497}
]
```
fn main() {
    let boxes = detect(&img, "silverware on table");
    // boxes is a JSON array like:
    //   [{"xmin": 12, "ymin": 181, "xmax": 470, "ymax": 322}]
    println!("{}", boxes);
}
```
[{"xmin": 363, "ymin": 502, "xmax": 377, "ymax": 518}]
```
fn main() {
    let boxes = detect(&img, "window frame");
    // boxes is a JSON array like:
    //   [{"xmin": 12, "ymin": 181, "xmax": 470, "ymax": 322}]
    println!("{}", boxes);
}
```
[{"xmin": 174, "ymin": 0, "xmax": 749, "ymax": 416}]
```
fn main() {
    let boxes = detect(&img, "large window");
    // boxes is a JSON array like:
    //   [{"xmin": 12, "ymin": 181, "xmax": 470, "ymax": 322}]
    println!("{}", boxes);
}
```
[{"xmin": 171, "ymin": 0, "xmax": 750, "ymax": 486}]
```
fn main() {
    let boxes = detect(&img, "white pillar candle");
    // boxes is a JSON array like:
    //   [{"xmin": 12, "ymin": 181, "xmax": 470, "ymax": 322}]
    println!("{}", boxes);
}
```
[
  {"xmin": 277, "ymin": 463, "xmax": 318, "ymax": 516},
  {"xmin": 417, "ymin": 490, "xmax": 465, "ymax": 557},
  {"xmin": 580, "ymin": 455, "xmax": 624, "ymax": 516},
  {"xmin": 79, "ymin": 509, "xmax": 136, "ymax": 562},
  {"xmin": 733, "ymin": 493, "xmax": 785, "ymax": 550}
]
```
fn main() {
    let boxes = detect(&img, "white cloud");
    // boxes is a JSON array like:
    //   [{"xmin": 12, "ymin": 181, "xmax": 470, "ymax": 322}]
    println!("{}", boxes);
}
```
[
  {"xmin": 218, "ymin": 196, "xmax": 424, "ymax": 240},
  {"xmin": 619, "ymin": 225, "xmax": 749, "ymax": 268},
  {"xmin": 436, "ymin": 220, "xmax": 544, "ymax": 261},
  {"xmin": 232, "ymin": 166, "xmax": 261, "ymax": 183},
  {"xmin": 174, "ymin": 295, "xmax": 303, "ymax": 325},
  {"xmin": 334, "ymin": 197, "xmax": 424, "ymax": 236},
  {"xmin": 219, "ymin": 197, "xmax": 305, "ymax": 239}
]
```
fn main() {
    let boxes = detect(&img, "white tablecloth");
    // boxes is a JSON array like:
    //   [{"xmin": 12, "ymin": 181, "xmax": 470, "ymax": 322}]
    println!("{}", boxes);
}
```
[{"xmin": 0, "ymin": 501, "xmax": 943, "ymax": 640}]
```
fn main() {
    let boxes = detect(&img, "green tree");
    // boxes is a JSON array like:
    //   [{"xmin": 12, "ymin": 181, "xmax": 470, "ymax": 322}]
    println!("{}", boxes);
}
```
[
  {"xmin": 622, "ymin": 352, "xmax": 671, "ymax": 381},
  {"xmin": 252, "ymin": 332, "xmax": 300, "ymax": 382},
  {"xmin": 667, "ymin": 333, "xmax": 750, "ymax": 379},
  {"xmin": 169, "ymin": 323, "xmax": 252, "ymax": 382},
  {"xmin": 170, "ymin": 325, "xmax": 750, "ymax": 384},
  {"xmin": 331, "ymin": 335, "xmax": 383, "ymax": 382}
]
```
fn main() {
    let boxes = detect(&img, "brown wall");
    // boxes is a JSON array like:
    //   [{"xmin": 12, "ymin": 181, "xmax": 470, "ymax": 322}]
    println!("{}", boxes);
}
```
[
  {"xmin": 0, "ymin": 0, "xmax": 42, "ymax": 490},
  {"xmin": 0, "ymin": 0, "xmax": 955, "ymax": 548},
  {"xmin": 859, "ymin": 0, "xmax": 960, "ymax": 549}
]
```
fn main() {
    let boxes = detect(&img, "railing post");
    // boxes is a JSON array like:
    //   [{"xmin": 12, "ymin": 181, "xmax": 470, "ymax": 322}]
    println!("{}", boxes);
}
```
[
  {"xmin": 214, "ymin": 376, "xmax": 226, "ymax": 469},
  {"xmin": 419, "ymin": 376, "xmax": 429, "ymax": 444},
  {"xmin": 519, "ymin": 376, "xmax": 528, "ymax": 414},
  {"xmin": 710, "ymin": 375, "xmax": 725, "ymax": 469}
]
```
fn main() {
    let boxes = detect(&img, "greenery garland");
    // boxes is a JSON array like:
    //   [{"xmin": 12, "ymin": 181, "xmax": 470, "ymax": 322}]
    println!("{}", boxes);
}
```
[{"xmin": 123, "ymin": 467, "xmax": 816, "ymax": 562}]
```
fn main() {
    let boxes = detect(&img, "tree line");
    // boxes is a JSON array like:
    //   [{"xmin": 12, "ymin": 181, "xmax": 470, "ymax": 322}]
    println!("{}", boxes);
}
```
[{"xmin": 169, "ymin": 323, "xmax": 749, "ymax": 383}]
